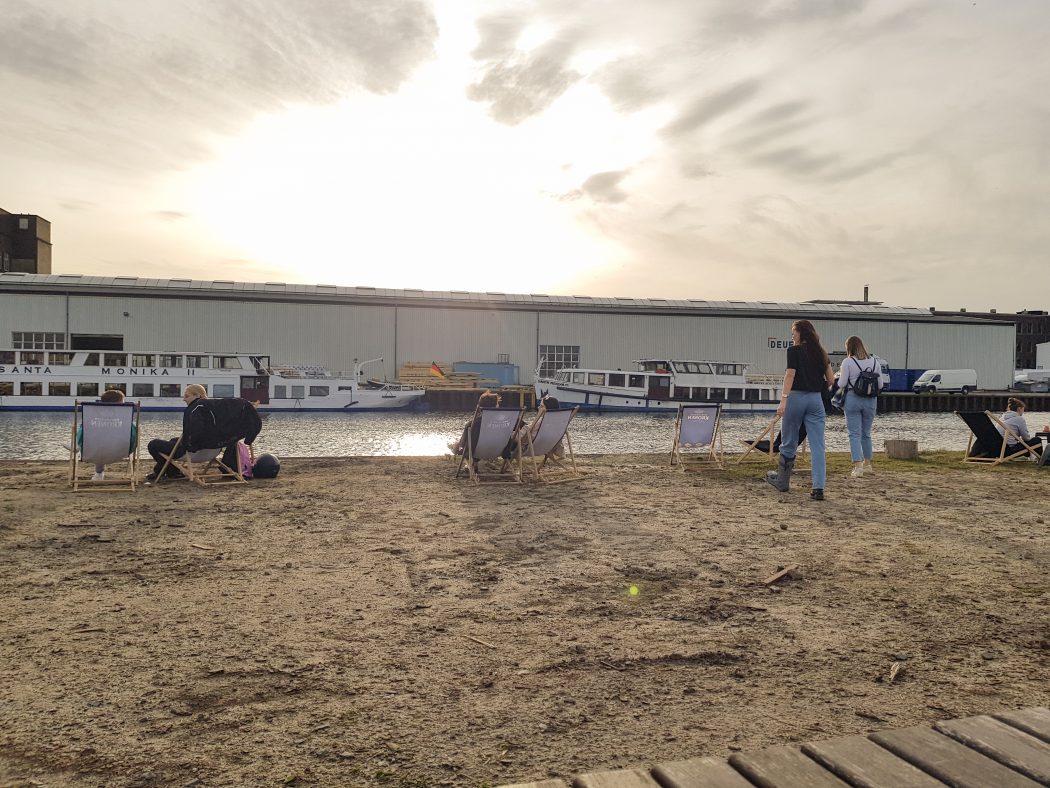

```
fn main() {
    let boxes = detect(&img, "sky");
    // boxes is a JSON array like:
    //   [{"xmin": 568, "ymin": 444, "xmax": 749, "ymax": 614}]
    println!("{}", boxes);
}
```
[{"xmin": 1, "ymin": 0, "xmax": 1048, "ymax": 310}]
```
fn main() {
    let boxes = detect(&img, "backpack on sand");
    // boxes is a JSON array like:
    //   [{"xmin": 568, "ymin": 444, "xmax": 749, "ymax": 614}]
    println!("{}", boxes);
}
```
[{"xmin": 850, "ymin": 358, "xmax": 881, "ymax": 398}]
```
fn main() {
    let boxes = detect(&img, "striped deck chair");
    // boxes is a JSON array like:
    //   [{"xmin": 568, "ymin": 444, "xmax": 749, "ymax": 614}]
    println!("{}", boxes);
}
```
[
  {"xmin": 455, "ymin": 406, "xmax": 525, "ymax": 484},
  {"xmin": 519, "ymin": 406, "xmax": 581, "ymax": 483},
  {"xmin": 70, "ymin": 400, "xmax": 141, "ymax": 492},
  {"xmin": 670, "ymin": 404, "xmax": 723, "ymax": 469},
  {"xmin": 959, "ymin": 410, "xmax": 1041, "ymax": 466}
]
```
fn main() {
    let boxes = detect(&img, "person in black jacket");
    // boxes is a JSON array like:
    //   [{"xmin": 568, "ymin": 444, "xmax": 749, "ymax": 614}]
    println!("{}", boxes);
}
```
[{"xmin": 146, "ymin": 383, "xmax": 208, "ymax": 481}]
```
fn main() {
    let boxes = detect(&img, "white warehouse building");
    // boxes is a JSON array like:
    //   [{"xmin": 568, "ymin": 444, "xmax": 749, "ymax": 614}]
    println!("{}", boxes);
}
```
[{"xmin": 0, "ymin": 272, "xmax": 1016, "ymax": 389}]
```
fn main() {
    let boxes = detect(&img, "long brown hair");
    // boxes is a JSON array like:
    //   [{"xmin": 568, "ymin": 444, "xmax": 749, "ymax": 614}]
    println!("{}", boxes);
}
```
[
  {"xmin": 792, "ymin": 319, "xmax": 830, "ymax": 367},
  {"xmin": 1007, "ymin": 397, "xmax": 1026, "ymax": 412},
  {"xmin": 845, "ymin": 335, "xmax": 870, "ymax": 360}
]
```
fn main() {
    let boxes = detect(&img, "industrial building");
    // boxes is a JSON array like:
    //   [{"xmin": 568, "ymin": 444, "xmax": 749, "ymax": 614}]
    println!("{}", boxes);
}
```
[
  {"xmin": 0, "ymin": 209, "xmax": 52, "ymax": 274},
  {"xmin": 0, "ymin": 272, "xmax": 1017, "ymax": 390}
]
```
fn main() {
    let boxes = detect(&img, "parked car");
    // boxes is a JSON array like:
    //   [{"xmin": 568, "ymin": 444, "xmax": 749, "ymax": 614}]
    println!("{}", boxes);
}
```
[{"xmin": 912, "ymin": 369, "xmax": 977, "ymax": 394}]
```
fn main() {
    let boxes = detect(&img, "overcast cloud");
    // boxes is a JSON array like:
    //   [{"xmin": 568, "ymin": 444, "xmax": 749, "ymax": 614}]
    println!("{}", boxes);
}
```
[{"xmin": 1, "ymin": 0, "xmax": 1047, "ymax": 310}]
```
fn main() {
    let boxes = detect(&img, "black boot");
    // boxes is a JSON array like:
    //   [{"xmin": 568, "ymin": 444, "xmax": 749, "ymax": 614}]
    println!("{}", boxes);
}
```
[
  {"xmin": 765, "ymin": 455, "xmax": 794, "ymax": 492},
  {"xmin": 811, "ymin": 488, "xmax": 824, "ymax": 501}
]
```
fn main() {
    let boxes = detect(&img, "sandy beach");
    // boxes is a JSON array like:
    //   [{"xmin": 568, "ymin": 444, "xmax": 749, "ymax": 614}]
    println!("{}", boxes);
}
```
[{"xmin": 1, "ymin": 453, "xmax": 1049, "ymax": 787}]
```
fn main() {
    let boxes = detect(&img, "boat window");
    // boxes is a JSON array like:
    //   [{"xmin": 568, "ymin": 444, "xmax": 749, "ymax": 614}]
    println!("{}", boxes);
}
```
[
  {"xmin": 159, "ymin": 384, "xmax": 181, "ymax": 397},
  {"xmin": 639, "ymin": 361, "xmax": 671, "ymax": 373},
  {"xmin": 186, "ymin": 355, "xmax": 209, "ymax": 369},
  {"xmin": 291, "ymin": 385, "xmax": 305, "ymax": 399},
  {"xmin": 571, "ymin": 372, "xmax": 585, "ymax": 384},
  {"xmin": 715, "ymin": 363, "xmax": 742, "ymax": 376},
  {"xmin": 84, "ymin": 353, "xmax": 100, "ymax": 366},
  {"xmin": 0, "ymin": 382, "xmax": 12, "ymax": 395},
  {"xmin": 744, "ymin": 388, "xmax": 760, "ymax": 401},
  {"xmin": 0, "ymin": 351, "xmax": 13, "ymax": 364},
  {"xmin": 628, "ymin": 374, "xmax": 645, "ymax": 388},
  {"xmin": 587, "ymin": 373, "xmax": 605, "ymax": 386},
  {"xmin": 132, "ymin": 383, "xmax": 154, "ymax": 398},
  {"xmin": 48, "ymin": 382, "xmax": 71, "ymax": 396},
  {"xmin": 214, "ymin": 356, "xmax": 242, "ymax": 370},
  {"xmin": 309, "ymin": 386, "xmax": 330, "ymax": 397},
  {"xmin": 49, "ymin": 352, "xmax": 74, "ymax": 366},
  {"xmin": 77, "ymin": 383, "xmax": 99, "ymax": 397},
  {"xmin": 131, "ymin": 354, "xmax": 154, "ymax": 367},
  {"xmin": 728, "ymin": 388, "xmax": 743, "ymax": 401},
  {"xmin": 694, "ymin": 387, "xmax": 708, "ymax": 400},
  {"xmin": 103, "ymin": 353, "xmax": 127, "ymax": 367},
  {"xmin": 673, "ymin": 361, "xmax": 708, "ymax": 374},
  {"xmin": 158, "ymin": 354, "xmax": 182, "ymax": 368},
  {"xmin": 105, "ymin": 383, "xmax": 127, "ymax": 395},
  {"xmin": 696, "ymin": 363, "xmax": 712, "ymax": 374},
  {"xmin": 19, "ymin": 351, "xmax": 43, "ymax": 365},
  {"xmin": 710, "ymin": 387, "xmax": 725, "ymax": 400},
  {"xmin": 20, "ymin": 382, "xmax": 43, "ymax": 395},
  {"xmin": 273, "ymin": 385, "xmax": 287, "ymax": 399},
  {"xmin": 213, "ymin": 384, "xmax": 235, "ymax": 397},
  {"xmin": 609, "ymin": 373, "xmax": 625, "ymax": 387}
]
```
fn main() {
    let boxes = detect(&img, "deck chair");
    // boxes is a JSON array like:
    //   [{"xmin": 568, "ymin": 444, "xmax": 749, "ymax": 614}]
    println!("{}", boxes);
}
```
[
  {"xmin": 455, "ymin": 407, "xmax": 525, "ymax": 484},
  {"xmin": 155, "ymin": 436, "xmax": 249, "ymax": 486},
  {"xmin": 519, "ymin": 406, "xmax": 581, "ymax": 483},
  {"xmin": 736, "ymin": 415, "xmax": 809, "ymax": 466},
  {"xmin": 70, "ymin": 400, "xmax": 141, "ymax": 492},
  {"xmin": 959, "ymin": 410, "xmax": 1041, "ymax": 465},
  {"xmin": 670, "ymin": 404, "xmax": 723, "ymax": 469}
]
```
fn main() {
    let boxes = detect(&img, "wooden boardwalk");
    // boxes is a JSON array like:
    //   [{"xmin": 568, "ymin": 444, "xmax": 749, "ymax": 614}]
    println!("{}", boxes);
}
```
[{"xmin": 500, "ymin": 707, "xmax": 1050, "ymax": 788}]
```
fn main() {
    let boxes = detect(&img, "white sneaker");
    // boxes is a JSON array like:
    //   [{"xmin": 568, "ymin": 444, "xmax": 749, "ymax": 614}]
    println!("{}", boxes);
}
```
[
  {"xmin": 91, "ymin": 471, "xmax": 105, "ymax": 481},
  {"xmin": 863, "ymin": 460, "xmax": 875, "ymax": 475},
  {"xmin": 850, "ymin": 465, "xmax": 864, "ymax": 478}
]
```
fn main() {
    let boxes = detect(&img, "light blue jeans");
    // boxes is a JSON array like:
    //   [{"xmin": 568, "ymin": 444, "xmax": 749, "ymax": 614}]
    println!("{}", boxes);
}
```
[
  {"xmin": 781, "ymin": 391, "xmax": 827, "ymax": 490},
  {"xmin": 844, "ymin": 394, "xmax": 877, "ymax": 462}
]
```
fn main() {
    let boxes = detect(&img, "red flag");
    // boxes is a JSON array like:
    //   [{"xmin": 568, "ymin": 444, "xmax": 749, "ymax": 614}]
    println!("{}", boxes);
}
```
[{"xmin": 430, "ymin": 362, "xmax": 446, "ymax": 379}]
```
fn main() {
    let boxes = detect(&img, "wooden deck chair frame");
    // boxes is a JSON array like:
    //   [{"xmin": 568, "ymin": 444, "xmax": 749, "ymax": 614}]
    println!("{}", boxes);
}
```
[
  {"xmin": 155, "ymin": 437, "xmax": 249, "ymax": 486},
  {"xmin": 735, "ymin": 414, "xmax": 809, "ymax": 467},
  {"xmin": 519, "ymin": 406, "xmax": 581, "ymax": 484},
  {"xmin": 670, "ymin": 404, "xmax": 724, "ymax": 469},
  {"xmin": 960, "ymin": 410, "xmax": 1041, "ymax": 466},
  {"xmin": 69, "ymin": 400, "xmax": 141, "ymax": 492},
  {"xmin": 454, "ymin": 406, "xmax": 526, "ymax": 484}
]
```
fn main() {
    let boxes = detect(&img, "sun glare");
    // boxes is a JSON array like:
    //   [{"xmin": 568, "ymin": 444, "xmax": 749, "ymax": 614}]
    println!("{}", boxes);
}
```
[{"xmin": 164, "ymin": 4, "xmax": 662, "ymax": 293}]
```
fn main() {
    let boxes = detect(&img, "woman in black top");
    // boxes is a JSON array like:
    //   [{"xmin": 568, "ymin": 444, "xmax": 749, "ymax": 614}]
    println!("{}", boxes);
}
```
[{"xmin": 766, "ymin": 319, "xmax": 835, "ymax": 499}]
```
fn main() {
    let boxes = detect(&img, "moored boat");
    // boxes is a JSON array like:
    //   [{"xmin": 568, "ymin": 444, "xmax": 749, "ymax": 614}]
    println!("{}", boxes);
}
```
[
  {"xmin": 534, "ymin": 358, "xmax": 781, "ymax": 413},
  {"xmin": 0, "ymin": 350, "xmax": 424, "ymax": 412}
]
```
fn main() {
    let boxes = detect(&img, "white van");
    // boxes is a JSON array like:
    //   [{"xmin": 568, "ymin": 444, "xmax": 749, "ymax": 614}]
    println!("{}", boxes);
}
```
[{"xmin": 912, "ymin": 369, "xmax": 977, "ymax": 394}]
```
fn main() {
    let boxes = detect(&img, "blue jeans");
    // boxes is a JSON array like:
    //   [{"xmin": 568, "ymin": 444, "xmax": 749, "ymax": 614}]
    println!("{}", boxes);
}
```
[
  {"xmin": 844, "ymin": 394, "xmax": 877, "ymax": 462},
  {"xmin": 781, "ymin": 391, "xmax": 826, "ymax": 490}
]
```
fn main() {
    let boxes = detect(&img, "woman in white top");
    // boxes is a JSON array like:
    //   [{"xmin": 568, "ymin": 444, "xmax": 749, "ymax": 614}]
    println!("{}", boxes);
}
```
[
  {"xmin": 998, "ymin": 398, "xmax": 1042, "ymax": 456},
  {"xmin": 838, "ymin": 336, "xmax": 882, "ymax": 478}
]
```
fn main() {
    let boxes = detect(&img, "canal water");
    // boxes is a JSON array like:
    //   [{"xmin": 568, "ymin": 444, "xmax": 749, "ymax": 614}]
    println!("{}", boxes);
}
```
[{"xmin": 2, "ymin": 409, "xmax": 1047, "ymax": 460}]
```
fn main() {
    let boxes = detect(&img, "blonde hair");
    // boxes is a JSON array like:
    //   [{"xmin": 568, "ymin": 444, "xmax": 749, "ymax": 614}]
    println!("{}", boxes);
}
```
[
  {"xmin": 845, "ymin": 335, "xmax": 870, "ymax": 360},
  {"xmin": 184, "ymin": 383, "xmax": 208, "ymax": 401}
]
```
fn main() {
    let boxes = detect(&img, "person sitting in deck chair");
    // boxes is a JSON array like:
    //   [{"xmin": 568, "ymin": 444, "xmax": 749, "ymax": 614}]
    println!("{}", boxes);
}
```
[
  {"xmin": 448, "ymin": 391, "xmax": 501, "ymax": 456},
  {"xmin": 76, "ymin": 389, "xmax": 137, "ymax": 481},
  {"xmin": 502, "ymin": 395, "xmax": 564, "ymax": 460},
  {"xmin": 997, "ymin": 398, "xmax": 1042, "ymax": 457},
  {"xmin": 146, "ymin": 384, "xmax": 208, "ymax": 481}
]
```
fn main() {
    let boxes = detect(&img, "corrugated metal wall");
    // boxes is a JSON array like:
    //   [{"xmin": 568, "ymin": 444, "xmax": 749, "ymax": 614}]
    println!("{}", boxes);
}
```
[{"xmin": 0, "ymin": 292, "xmax": 1015, "ymax": 388}]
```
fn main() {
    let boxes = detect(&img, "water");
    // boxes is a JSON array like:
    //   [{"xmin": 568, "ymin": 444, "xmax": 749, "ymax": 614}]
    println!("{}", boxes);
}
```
[{"xmin": 2, "ymin": 409, "xmax": 1047, "ymax": 460}]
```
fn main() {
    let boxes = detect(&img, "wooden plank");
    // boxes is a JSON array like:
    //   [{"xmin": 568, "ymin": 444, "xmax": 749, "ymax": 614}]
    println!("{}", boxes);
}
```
[
  {"xmin": 573, "ymin": 767, "xmax": 661, "ymax": 788},
  {"xmin": 996, "ymin": 708, "xmax": 1050, "ymax": 746},
  {"xmin": 936, "ymin": 715, "xmax": 1050, "ymax": 784},
  {"xmin": 653, "ymin": 755, "xmax": 754, "ymax": 787},
  {"xmin": 802, "ymin": 735, "xmax": 946, "ymax": 787},
  {"xmin": 870, "ymin": 725, "xmax": 1042, "ymax": 788},
  {"xmin": 499, "ymin": 781, "xmax": 569, "ymax": 788},
  {"xmin": 729, "ymin": 746, "xmax": 849, "ymax": 787}
]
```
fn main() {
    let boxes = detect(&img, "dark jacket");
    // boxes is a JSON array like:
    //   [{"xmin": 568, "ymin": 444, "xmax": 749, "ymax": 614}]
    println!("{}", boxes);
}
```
[{"xmin": 185, "ymin": 398, "xmax": 263, "ymax": 452}]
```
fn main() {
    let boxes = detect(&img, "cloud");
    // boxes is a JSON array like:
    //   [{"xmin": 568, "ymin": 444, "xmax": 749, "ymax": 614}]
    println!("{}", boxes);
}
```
[
  {"xmin": 661, "ymin": 80, "xmax": 764, "ymax": 138},
  {"xmin": 0, "ymin": 0, "xmax": 438, "ymax": 171},
  {"xmin": 580, "ymin": 170, "xmax": 630, "ymax": 203}
]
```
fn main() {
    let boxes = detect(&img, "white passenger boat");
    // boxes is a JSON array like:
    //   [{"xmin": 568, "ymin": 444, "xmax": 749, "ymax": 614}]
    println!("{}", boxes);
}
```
[
  {"xmin": 0, "ymin": 350, "xmax": 425, "ymax": 412},
  {"xmin": 534, "ymin": 358, "xmax": 782, "ymax": 413}
]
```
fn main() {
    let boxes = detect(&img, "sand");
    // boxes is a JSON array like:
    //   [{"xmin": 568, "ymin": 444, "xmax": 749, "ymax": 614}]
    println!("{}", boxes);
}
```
[{"xmin": 1, "ymin": 454, "xmax": 1049, "ymax": 787}]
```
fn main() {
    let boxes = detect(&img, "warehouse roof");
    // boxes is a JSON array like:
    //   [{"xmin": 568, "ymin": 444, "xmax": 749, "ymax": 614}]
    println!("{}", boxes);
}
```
[{"xmin": 0, "ymin": 272, "xmax": 1004, "ymax": 323}]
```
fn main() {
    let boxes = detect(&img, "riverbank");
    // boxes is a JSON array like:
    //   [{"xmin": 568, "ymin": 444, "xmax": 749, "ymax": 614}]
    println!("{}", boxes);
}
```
[{"xmin": 2, "ymin": 454, "xmax": 1048, "ymax": 787}]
